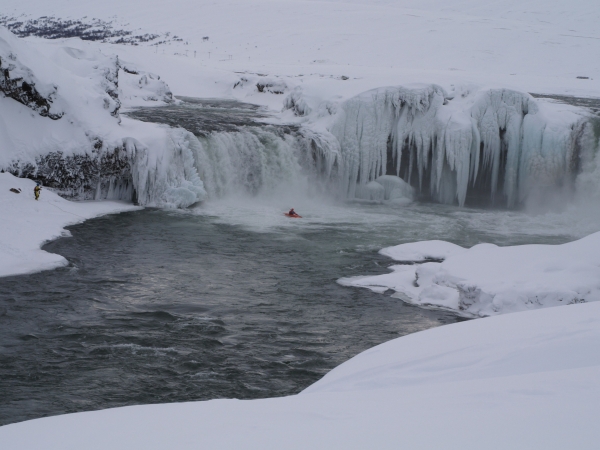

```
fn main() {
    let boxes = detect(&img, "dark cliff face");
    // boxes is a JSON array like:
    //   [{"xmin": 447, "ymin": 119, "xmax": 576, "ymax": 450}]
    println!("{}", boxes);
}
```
[
  {"xmin": 8, "ymin": 142, "xmax": 135, "ymax": 201},
  {"xmin": 0, "ymin": 54, "xmax": 63, "ymax": 119}
]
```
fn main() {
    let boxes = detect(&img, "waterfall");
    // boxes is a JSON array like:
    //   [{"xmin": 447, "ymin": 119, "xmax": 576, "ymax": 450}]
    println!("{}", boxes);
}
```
[
  {"xmin": 121, "ymin": 125, "xmax": 341, "ymax": 208},
  {"xmin": 83, "ymin": 89, "xmax": 599, "ymax": 209}
]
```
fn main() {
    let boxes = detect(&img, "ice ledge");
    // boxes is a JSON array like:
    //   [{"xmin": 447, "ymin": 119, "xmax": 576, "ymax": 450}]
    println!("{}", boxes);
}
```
[{"xmin": 339, "ymin": 234, "xmax": 600, "ymax": 317}]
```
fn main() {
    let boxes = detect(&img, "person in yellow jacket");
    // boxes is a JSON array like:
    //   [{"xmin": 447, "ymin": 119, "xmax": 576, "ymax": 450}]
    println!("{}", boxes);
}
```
[{"xmin": 34, "ymin": 183, "xmax": 42, "ymax": 201}]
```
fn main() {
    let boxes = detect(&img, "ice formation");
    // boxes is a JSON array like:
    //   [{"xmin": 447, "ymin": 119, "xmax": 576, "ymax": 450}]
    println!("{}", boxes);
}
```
[
  {"xmin": 339, "ymin": 234, "xmax": 600, "ymax": 317},
  {"xmin": 328, "ymin": 85, "xmax": 597, "ymax": 207}
]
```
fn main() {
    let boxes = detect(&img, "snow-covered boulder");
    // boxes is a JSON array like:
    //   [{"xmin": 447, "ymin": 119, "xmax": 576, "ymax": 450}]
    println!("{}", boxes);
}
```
[
  {"xmin": 119, "ymin": 63, "xmax": 173, "ymax": 106},
  {"xmin": 374, "ymin": 175, "xmax": 413, "ymax": 202},
  {"xmin": 354, "ymin": 180, "xmax": 385, "ymax": 201},
  {"xmin": 379, "ymin": 240, "xmax": 465, "ymax": 262},
  {"xmin": 339, "ymin": 233, "xmax": 600, "ymax": 317},
  {"xmin": 353, "ymin": 176, "xmax": 414, "ymax": 203}
]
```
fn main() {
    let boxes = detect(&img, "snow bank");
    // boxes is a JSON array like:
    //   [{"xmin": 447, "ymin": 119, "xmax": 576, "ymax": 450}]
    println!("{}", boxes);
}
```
[
  {"xmin": 2, "ymin": 300, "xmax": 600, "ymax": 449},
  {"xmin": 340, "ymin": 234, "xmax": 600, "ymax": 317},
  {"xmin": 379, "ymin": 239, "xmax": 464, "ymax": 262},
  {"xmin": 0, "ymin": 172, "xmax": 139, "ymax": 278}
]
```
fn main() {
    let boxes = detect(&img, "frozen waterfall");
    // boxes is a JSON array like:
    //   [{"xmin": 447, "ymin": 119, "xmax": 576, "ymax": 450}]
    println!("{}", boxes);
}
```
[
  {"xmin": 329, "ymin": 85, "xmax": 597, "ymax": 207},
  {"xmin": 120, "ymin": 125, "xmax": 341, "ymax": 208},
  {"xmin": 90, "ymin": 89, "xmax": 599, "ymax": 209}
]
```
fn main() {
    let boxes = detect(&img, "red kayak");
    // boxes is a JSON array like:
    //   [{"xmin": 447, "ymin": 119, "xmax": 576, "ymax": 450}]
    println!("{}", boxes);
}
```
[{"xmin": 284, "ymin": 213, "xmax": 302, "ymax": 218}]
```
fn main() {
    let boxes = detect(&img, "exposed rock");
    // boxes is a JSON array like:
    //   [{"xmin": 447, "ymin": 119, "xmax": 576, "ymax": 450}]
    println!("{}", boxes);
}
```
[
  {"xmin": 256, "ymin": 79, "xmax": 287, "ymax": 94},
  {"xmin": 0, "ymin": 53, "xmax": 63, "ymax": 119},
  {"xmin": 8, "ymin": 140, "xmax": 134, "ymax": 200}
]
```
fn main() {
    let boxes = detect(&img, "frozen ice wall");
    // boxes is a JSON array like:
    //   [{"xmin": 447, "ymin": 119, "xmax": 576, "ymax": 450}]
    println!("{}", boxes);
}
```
[{"xmin": 329, "ymin": 85, "xmax": 595, "ymax": 207}]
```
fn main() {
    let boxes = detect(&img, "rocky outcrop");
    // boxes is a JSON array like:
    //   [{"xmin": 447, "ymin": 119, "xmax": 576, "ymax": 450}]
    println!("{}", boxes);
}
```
[
  {"xmin": 8, "ymin": 140, "xmax": 134, "ymax": 200},
  {"xmin": 0, "ymin": 52, "xmax": 63, "ymax": 119}
]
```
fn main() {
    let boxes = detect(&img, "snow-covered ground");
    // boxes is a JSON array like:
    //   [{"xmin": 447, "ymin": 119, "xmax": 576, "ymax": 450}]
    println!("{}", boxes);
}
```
[
  {"xmin": 0, "ymin": 172, "xmax": 139, "ymax": 277},
  {"xmin": 339, "ymin": 234, "xmax": 600, "ymax": 317},
  {"xmin": 1, "ymin": 300, "xmax": 599, "ymax": 449},
  {"xmin": 4, "ymin": 0, "xmax": 598, "ymax": 99}
]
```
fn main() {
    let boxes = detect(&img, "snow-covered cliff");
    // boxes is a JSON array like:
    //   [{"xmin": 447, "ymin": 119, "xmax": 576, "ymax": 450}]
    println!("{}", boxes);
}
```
[{"xmin": 0, "ymin": 27, "xmax": 207, "ymax": 208}]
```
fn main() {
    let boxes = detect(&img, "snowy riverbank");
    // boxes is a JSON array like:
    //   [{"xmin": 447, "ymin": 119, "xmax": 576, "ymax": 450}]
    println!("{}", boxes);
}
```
[
  {"xmin": 1, "ymin": 300, "xmax": 599, "ymax": 449},
  {"xmin": 0, "ymin": 172, "xmax": 139, "ymax": 278},
  {"xmin": 339, "ymin": 235, "xmax": 600, "ymax": 317}
]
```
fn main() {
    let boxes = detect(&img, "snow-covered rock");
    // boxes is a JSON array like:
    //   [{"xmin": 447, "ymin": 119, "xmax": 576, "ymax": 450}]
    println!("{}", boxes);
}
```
[
  {"xmin": 379, "ymin": 240, "xmax": 465, "ymax": 262},
  {"xmin": 340, "ymin": 234, "xmax": 600, "ymax": 317},
  {"xmin": 374, "ymin": 175, "xmax": 413, "ymax": 202},
  {"xmin": 354, "ymin": 180, "xmax": 385, "ymax": 202},
  {"xmin": 0, "ymin": 41, "xmax": 62, "ymax": 119},
  {"xmin": 119, "ymin": 63, "xmax": 173, "ymax": 106}
]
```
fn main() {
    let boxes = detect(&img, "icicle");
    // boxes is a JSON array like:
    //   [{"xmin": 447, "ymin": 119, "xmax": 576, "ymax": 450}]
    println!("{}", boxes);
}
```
[{"xmin": 329, "ymin": 85, "xmax": 590, "ymax": 207}]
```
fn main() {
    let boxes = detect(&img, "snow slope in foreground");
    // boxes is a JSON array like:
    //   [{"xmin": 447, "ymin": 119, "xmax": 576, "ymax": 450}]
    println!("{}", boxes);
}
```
[
  {"xmin": 339, "ymin": 235, "xmax": 600, "ymax": 317},
  {"xmin": 0, "ymin": 172, "xmax": 139, "ymax": 278},
  {"xmin": 1, "ymin": 301, "xmax": 599, "ymax": 449}
]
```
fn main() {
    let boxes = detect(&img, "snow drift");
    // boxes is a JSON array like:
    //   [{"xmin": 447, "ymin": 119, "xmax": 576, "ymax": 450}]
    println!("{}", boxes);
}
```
[{"xmin": 339, "ymin": 233, "xmax": 600, "ymax": 317}]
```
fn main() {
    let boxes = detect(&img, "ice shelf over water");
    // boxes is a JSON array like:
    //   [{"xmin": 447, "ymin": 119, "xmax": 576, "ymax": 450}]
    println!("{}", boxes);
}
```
[{"xmin": 339, "ymin": 234, "xmax": 600, "ymax": 317}]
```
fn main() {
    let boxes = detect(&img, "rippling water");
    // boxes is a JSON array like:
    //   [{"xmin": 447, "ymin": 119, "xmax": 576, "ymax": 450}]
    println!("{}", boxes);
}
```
[{"xmin": 0, "ymin": 197, "xmax": 584, "ymax": 426}]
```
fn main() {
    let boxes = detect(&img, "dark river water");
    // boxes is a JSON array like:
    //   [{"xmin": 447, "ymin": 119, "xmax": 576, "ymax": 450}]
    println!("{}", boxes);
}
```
[{"xmin": 0, "ymin": 206, "xmax": 468, "ymax": 426}]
